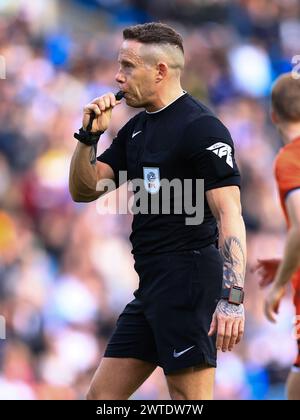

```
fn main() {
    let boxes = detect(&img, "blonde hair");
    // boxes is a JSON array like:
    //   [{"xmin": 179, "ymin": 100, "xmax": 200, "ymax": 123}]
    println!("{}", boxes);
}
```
[{"xmin": 271, "ymin": 73, "xmax": 300, "ymax": 122}]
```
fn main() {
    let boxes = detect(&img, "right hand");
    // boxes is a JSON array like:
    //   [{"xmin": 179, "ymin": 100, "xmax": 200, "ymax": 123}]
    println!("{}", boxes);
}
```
[
  {"xmin": 264, "ymin": 284, "xmax": 286, "ymax": 323},
  {"xmin": 252, "ymin": 258, "xmax": 281, "ymax": 288},
  {"xmin": 83, "ymin": 93, "xmax": 121, "ymax": 133}
]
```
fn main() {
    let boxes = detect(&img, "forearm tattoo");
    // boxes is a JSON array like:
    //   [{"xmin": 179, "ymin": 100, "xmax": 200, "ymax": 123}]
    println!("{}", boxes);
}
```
[
  {"xmin": 221, "ymin": 236, "xmax": 245, "ymax": 289},
  {"xmin": 89, "ymin": 144, "xmax": 97, "ymax": 165}
]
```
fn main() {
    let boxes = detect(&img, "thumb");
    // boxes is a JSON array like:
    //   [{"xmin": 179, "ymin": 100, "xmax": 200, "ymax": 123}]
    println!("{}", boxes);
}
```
[
  {"xmin": 274, "ymin": 298, "xmax": 281, "ymax": 314},
  {"xmin": 208, "ymin": 313, "xmax": 217, "ymax": 336}
]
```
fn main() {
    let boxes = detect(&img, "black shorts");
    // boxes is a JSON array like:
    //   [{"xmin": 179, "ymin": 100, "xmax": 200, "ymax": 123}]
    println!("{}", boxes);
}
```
[{"xmin": 104, "ymin": 244, "xmax": 223, "ymax": 375}]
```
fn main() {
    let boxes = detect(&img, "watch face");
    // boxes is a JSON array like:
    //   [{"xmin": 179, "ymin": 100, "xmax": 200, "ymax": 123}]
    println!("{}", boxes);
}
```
[{"xmin": 230, "ymin": 288, "xmax": 242, "ymax": 303}]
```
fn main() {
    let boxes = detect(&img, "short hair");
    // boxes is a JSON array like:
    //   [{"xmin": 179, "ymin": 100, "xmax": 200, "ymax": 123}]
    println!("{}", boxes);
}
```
[
  {"xmin": 271, "ymin": 73, "xmax": 300, "ymax": 122},
  {"xmin": 123, "ymin": 22, "xmax": 184, "ymax": 54}
]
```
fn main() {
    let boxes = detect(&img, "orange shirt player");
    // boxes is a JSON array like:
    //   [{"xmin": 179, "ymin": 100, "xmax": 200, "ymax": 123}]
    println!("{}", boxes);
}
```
[{"xmin": 255, "ymin": 73, "xmax": 300, "ymax": 400}]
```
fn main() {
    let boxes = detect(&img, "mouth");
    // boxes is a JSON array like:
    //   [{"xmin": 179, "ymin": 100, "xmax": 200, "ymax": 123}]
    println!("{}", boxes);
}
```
[{"xmin": 122, "ymin": 92, "xmax": 135, "ymax": 101}]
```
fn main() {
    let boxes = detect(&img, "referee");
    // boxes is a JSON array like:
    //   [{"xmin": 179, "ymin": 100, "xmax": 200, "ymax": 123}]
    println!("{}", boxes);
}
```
[{"xmin": 69, "ymin": 22, "xmax": 246, "ymax": 400}]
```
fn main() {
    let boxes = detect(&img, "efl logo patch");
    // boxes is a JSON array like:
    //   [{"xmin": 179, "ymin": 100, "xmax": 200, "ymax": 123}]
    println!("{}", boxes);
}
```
[
  {"xmin": 206, "ymin": 142, "xmax": 233, "ymax": 168},
  {"xmin": 143, "ymin": 167, "xmax": 160, "ymax": 194}
]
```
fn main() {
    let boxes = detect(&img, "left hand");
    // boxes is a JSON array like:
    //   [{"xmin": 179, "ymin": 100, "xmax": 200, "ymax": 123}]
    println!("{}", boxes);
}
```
[
  {"xmin": 208, "ymin": 299, "xmax": 245, "ymax": 351},
  {"xmin": 264, "ymin": 285, "xmax": 285, "ymax": 323},
  {"xmin": 252, "ymin": 258, "xmax": 281, "ymax": 288}
]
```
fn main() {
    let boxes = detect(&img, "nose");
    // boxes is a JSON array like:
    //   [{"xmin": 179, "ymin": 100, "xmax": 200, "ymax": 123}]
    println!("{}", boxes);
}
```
[{"xmin": 115, "ymin": 68, "xmax": 125, "ymax": 85}]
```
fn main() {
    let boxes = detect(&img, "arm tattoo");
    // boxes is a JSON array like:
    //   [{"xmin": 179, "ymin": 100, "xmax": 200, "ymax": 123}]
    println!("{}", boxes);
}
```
[
  {"xmin": 89, "ymin": 144, "xmax": 97, "ymax": 165},
  {"xmin": 221, "ymin": 236, "xmax": 245, "ymax": 289},
  {"xmin": 216, "ymin": 299, "xmax": 244, "ymax": 318}
]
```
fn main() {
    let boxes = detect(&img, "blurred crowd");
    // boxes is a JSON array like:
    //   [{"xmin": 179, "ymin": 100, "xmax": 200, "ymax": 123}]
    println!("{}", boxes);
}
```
[{"xmin": 0, "ymin": 0, "xmax": 300, "ymax": 400}]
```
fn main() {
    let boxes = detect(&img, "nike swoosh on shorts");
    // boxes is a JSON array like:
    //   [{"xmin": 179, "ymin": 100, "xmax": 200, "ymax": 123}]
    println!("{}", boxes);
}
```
[{"xmin": 173, "ymin": 345, "xmax": 196, "ymax": 358}]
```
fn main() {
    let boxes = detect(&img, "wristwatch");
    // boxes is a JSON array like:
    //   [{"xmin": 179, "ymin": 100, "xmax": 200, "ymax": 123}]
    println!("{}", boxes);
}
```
[{"xmin": 221, "ymin": 285, "xmax": 244, "ymax": 305}]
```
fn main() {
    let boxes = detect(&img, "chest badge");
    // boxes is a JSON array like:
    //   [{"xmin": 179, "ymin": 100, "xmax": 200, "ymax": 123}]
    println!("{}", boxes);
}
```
[{"xmin": 143, "ymin": 167, "xmax": 160, "ymax": 194}]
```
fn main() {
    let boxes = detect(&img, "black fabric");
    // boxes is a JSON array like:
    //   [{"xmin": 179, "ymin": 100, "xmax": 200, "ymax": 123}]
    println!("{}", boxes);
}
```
[
  {"xmin": 97, "ymin": 93, "xmax": 241, "ymax": 255},
  {"xmin": 184, "ymin": 115, "xmax": 241, "ymax": 191},
  {"xmin": 104, "ymin": 244, "xmax": 223, "ymax": 374},
  {"xmin": 97, "ymin": 118, "xmax": 134, "ymax": 188}
]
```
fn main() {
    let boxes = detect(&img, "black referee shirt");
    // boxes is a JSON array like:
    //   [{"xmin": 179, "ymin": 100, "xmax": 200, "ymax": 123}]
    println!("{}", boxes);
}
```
[{"xmin": 97, "ymin": 92, "xmax": 240, "ymax": 255}]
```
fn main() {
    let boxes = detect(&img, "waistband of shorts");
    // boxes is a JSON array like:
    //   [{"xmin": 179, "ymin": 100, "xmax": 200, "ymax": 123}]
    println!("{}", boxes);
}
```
[{"xmin": 133, "ymin": 243, "xmax": 218, "ymax": 259}]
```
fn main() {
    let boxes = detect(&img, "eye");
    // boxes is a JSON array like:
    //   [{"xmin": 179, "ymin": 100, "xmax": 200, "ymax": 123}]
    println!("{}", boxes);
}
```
[{"xmin": 123, "ymin": 62, "xmax": 134, "ymax": 69}]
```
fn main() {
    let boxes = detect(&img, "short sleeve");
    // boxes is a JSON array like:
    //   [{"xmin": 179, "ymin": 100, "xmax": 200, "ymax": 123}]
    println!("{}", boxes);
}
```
[
  {"xmin": 274, "ymin": 145, "xmax": 300, "ymax": 199},
  {"xmin": 97, "ymin": 124, "xmax": 128, "ymax": 188},
  {"xmin": 184, "ymin": 115, "xmax": 241, "ymax": 191}
]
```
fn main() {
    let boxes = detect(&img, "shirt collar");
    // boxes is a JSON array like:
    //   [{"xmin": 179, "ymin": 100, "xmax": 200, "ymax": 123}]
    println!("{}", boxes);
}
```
[{"xmin": 146, "ymin": 91, "xmax": 187, "ymax": 115}]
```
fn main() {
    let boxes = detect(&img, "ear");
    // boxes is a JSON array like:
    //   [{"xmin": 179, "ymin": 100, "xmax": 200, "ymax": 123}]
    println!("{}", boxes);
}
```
[
  {"xmin": 156, "ymin": 62, "xmax": 168, "ymax": 82},
  {"xmin": 271, "ymin": 109, "xmax": 279, "ymax": 124}
]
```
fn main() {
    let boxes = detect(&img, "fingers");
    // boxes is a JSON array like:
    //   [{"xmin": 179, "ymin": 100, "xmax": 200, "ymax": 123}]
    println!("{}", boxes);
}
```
[
  {"xmin": 83, "ymin": 104, "xmax": 101, "ymax": 129},
  {"xmin": 91, "ymin": 93, "xmax": 119, "ymax": 111},
  {"xmin": 228, "ymin": 320, "xmax": 239, "ymax": 351},
  {"xmin": 274, "ymin": 298, "xmax": 280, "ymax": 314},
  {"xmin": 82, "ymin": 93, "xmax": 121, "ymax": 131},
  {"xmin": 236, "ymin": 319, "xmax": 244, "ymax": 344},
  {"xmin": 216, "ymin": 318, "xmax": 225, "ymax": 351},
  {"xmin": 264, "ymin": 300, "xmax": 277, "ymax": 323},
  {"xmin": 211, "ymin": 316, "xmax": 244, "ymax": 351},
  {"xmin": 264, "ymin": 285, "xmax": 285, "ymax": 323},
  {"xmin": 97, "ymin": 95, "xmax": 111, "ymax": 111},
  {"xmin": 83, "ymin": 103, "xmax": 101, "ymax": 116},
  {"xmin": 221, "ymin": 320, "xmax": 233, "ymax": 352},
  {"xmin": 84, "ymin": 93, "xmax": 119, "ymax": 116}
]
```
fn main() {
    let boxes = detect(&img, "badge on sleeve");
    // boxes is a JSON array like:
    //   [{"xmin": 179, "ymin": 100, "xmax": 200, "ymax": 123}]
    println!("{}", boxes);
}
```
[
  {"xmin": 206, "ymin": 142, "xmax": 233, "ymax": 168},
  {"xmin": 143, "ymin": 167, "xmax": 160, "ymax": 194}
]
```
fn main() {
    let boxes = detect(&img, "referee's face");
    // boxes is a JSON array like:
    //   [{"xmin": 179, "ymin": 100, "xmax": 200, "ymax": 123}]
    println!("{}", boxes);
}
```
[{"xmin": 115, "ymin": 41, "xmax": 158, "ymax": 109}]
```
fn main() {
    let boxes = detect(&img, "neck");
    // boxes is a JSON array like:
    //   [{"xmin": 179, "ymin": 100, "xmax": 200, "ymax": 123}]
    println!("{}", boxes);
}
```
[
  {"xmin": 278, "ymin": 122, "xmax": 300, "ymax": 145},
  {"xmin": 145, "ymin": 82, "xmax": 184, "ymax": 112}
]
